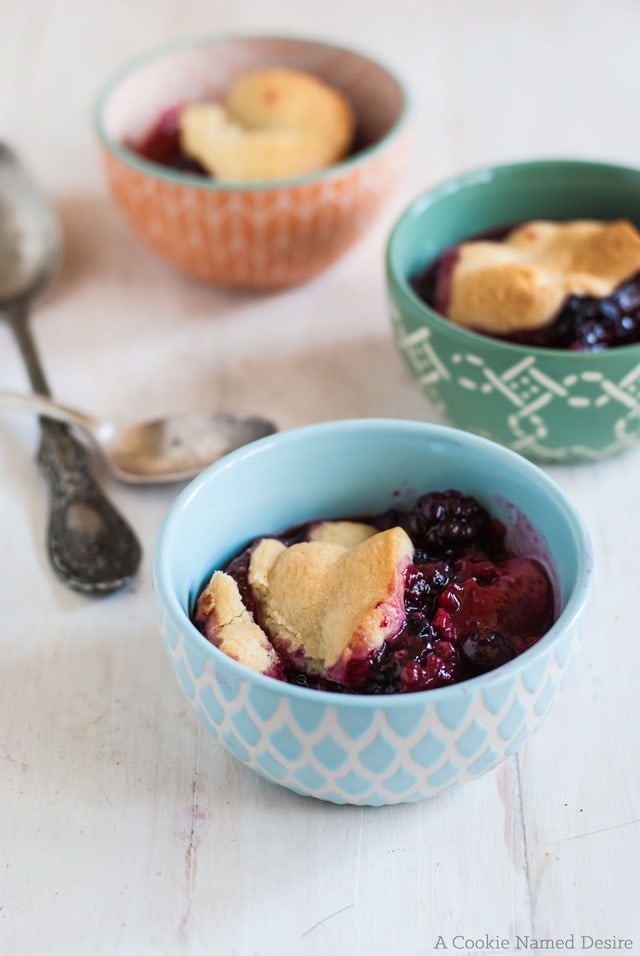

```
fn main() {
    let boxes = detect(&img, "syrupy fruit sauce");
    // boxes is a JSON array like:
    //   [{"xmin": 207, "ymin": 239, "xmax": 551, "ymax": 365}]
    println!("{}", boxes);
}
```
[
  {"xmin": 411, "ymin": 224, "xmax": 640, "ymax": 351},
  {"xmin": 203, "ymin": 490, "xmax": 555, "ymax": 695},
  {"xmin": 128, "ymin": 106, "xmax": 208, "ymax": 176}
]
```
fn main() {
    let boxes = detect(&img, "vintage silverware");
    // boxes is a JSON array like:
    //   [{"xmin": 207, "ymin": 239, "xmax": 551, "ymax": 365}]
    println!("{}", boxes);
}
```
[
  {"xmin": 0, "ymin": 143, "xmax": 142, "ymax": 594},
  {"xmin": 0, "ymin": 390, "xmax": 276, "ymax": 483}
]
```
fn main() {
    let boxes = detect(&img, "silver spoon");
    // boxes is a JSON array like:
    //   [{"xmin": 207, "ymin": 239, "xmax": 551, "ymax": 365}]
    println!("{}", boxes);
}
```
[
  {"xmin": 0, "ymin": 143, "xmax": 142, "ymax": 594},
  {"xmin": 0, "ymin": 390, "xmax": 276, "ymax": 483}
]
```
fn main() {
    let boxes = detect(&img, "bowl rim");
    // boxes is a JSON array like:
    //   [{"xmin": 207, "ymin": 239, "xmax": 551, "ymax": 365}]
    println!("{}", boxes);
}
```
[
  {"xmin": 386, "ymin": 156, "xmax": 640, "ymax": 360},
  {"xmin": 93, "ymin": 31, "xmax": 412, "ymax": 192},
  {"xmin": 153, "ymin": 417, "xmax": 593, "ymax": 709}
]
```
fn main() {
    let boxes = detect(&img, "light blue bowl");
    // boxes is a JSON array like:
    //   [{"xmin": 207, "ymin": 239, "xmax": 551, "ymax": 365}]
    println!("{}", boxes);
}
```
[{"xmin": 153, "ymin": 419, "xmax": 592, "ymax": 805}]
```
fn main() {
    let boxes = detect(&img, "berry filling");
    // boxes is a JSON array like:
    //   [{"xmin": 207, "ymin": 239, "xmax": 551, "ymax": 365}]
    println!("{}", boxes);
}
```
[
  {"xmin": 195, "ymin": 489, "xmax": 555, "ymax": 695},
  {"xmin": 128, "ymin": 106, "xmax": 208, "ymax": 176}
]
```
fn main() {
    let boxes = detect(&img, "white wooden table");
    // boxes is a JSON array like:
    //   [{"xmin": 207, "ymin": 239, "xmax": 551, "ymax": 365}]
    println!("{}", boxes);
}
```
[{"xmin": 1, "ymin": 2, "xmax": 639, "ymax": 953}]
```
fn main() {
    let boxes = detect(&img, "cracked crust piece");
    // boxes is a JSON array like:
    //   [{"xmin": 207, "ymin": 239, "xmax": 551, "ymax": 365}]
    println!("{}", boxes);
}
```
[
  {"xmin": 248, "ymin": 526, "xmax": 414, "ymax": 674},
  {"xmin": 179, "ymin": 67, "xmax": 355, "ymax": 182},
  {"xmin": 446, "ymin": 219, "xmax": 640, "ymax": 334},
  {"xmin": 193, "ymin": 570, "xmax": 280, "ymax": 674}
]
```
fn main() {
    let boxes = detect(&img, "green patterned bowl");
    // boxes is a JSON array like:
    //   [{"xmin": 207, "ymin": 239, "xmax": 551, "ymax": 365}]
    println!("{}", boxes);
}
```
[{"xmin": 386, "ymin": 159, "xmax": 640, "ymax": 463}]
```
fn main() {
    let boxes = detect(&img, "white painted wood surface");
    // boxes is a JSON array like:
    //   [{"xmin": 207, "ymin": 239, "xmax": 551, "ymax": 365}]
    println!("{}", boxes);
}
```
[{"xmin": 1, "ymin": 1, "xmax": 639, "ymax": 953}]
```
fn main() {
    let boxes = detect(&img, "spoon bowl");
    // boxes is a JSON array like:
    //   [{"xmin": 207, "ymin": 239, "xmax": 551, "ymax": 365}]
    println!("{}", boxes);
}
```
[
  {"xmin": 0, "ymin": 389, "xmax": 276, "ymax": 483},
  {"xmin": 0, "ymin": 144, "xmax": 62, "ymax": 305},
  {"xmin": 0, "ymin": 143, "xmax": 144, "ymax": 593}
]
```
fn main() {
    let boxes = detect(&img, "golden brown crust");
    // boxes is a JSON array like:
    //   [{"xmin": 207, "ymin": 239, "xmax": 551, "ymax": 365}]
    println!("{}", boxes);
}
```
[
  {"xmin": 509, "ymin": 219, "xmax": 640, "ymax": 281},
  {"xmin": 194, "ymin": 570, "xmax": 280, "ymax": 674},
  {"xmin": 447, "ymin": 219, "xmax": 640, "ymax": 334},
  {"xmin": 179, "ymin": 68, "xmax": 355, "ymax": 182},
  {"xmin": 249, "ymin": 526, "xmax": 414, "ymax": 670},
  {"xmin": 228, "ymin": 68, "xmax": 354, "ymax": 162},
  {"xmin": 308, "ymin": 520, "xmax": 377, "ymax": 547},
  {"xmin": 197, "ymin": 521, "xmax": 414, "ymax": 677}
]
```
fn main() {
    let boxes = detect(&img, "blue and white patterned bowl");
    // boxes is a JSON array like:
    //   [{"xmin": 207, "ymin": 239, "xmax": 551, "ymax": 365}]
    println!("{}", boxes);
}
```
[{"xmin": 153, "ymin": 419, "xmax": 592, "ymax": 805}]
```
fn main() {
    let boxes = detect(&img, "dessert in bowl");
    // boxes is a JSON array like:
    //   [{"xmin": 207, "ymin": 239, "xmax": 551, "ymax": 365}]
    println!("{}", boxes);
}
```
[
  {"xmin": 153, "ymin": 419, "xmax": 592, "ymax": 806},
  {"xmin": 387, "ymin": 159, "xmax": 640, "ymax": 462},
  {"xmin": 194, "ymin": 490, "xmax": 556, "ymax": 696},
  {"xmin": 94, "ymin": 35, "xmax": 409, "ymax": 288}
]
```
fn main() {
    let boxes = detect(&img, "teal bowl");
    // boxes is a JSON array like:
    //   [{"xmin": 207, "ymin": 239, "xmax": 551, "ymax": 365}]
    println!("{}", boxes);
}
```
[
  {"xmin": 153, "ymin": 419, "xmax": 592, "ymax": 806},
  {"xmin": 387, "ymin": 159, "xmax": 640, "ymax": 463}
]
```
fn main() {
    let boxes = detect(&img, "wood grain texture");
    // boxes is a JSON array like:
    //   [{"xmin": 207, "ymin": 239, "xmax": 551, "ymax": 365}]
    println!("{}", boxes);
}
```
[{"xmin": 0, "ymin": 1, "xmax": 639, "ymax": 953}]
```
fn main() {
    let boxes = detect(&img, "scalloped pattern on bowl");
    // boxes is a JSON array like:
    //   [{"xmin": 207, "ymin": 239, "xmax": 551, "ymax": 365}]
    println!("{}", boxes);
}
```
[
  {"xmin": 159, "ymin": 609, "xmax": 585, "ymax": 805},
  {"xmin": 153, "ymin": 419, "xmax": 592, "ymax": 805}
]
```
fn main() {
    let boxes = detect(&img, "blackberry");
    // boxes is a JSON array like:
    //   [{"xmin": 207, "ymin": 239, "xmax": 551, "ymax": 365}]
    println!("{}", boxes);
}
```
[
  {"xmin": 460, "ymin": 627, "xmax": 515, "ymax": 675},
  {"xmin": 404, "ymin": 611, "xmax": 437, "ymax": 646},
  {"xmin": 506, "ymin": 270, "xmax": 640, "ymax": 350},
  {"xmin": 404, "ymin": 566, "xmax": 433, "ymax": 610},
  {"xmin": 400, "ymin": 490, "xmax": 494, "ymax": 558},
  {"xmin": 403, "ymin": 562, "xmax": 451, "ymax": 624}
]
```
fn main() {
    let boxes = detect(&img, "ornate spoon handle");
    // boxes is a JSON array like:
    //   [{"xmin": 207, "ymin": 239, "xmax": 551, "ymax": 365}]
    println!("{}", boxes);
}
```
[
  {"xmin": 5, "ymin": 304, "xmax": 141, "ymax": 594},
  {"xmin": 36, "ymin": 420, "xmax": 142, "ymax": 593}
]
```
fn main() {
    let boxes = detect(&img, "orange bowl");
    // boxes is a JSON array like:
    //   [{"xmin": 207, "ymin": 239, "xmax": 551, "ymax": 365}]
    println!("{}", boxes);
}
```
[{"xmin": 94, "ymin": 35, "xmax": 410, "ymax": 289}]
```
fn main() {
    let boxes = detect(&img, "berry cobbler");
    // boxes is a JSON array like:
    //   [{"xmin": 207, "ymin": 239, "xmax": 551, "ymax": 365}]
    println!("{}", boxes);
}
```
[
  {"xmin": 411, "ymin": 219, "xmax": 640, "ymax": 350},
  {"xmin": 131, "ymin": 67, "xmax": 355, "ymax": 182},
  {"xmin": 193, "ymin": 490, "xmax": 555, "ymax": 695}
]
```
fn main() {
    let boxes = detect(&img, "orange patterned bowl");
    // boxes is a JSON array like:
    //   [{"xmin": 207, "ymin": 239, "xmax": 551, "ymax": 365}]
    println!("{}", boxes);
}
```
[{"xmin": 94, "ymin": 35, "xmax": 410, "ymax": 289}]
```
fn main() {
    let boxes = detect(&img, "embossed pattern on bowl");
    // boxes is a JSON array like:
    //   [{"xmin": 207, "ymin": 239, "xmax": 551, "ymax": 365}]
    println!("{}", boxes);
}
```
[{"xmin": 387, "ymin": 160, "xmax": 640, "ymax": 463}]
